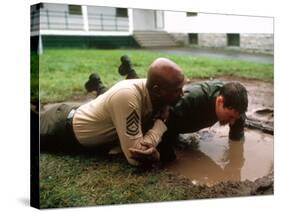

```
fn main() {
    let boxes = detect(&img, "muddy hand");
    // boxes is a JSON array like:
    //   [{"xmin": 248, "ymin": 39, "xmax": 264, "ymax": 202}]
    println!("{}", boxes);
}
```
[{"xmin": 129, "ymin": 142, "xmax": 160, "ymax": 161}]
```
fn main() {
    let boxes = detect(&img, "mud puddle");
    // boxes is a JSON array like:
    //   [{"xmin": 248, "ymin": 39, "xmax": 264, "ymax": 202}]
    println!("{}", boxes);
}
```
[
  {"xmin": 164, "ymin": 77, "xmax": 273, "ymax": 186},
  {"xmin": 165, "ymin": 125, "xmax": 273, "ymax": 186}
]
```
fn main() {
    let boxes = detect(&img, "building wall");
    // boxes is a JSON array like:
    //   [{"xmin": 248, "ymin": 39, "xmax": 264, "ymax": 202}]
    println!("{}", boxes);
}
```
[
  {"xmin": 165, "ymin": 11, "xmax": 274, "ymax": 53},
  {"xmin": 165, "ymin": 12, "xmax": 273, "ymax": 34},
  {"xmin": 199, "ymin": 33, "xmax": 227, "ymax": 48},
  {"xmin": 164, "ymin": 11, "xmax": 187, "ymax": 32},
  {"xmin": 170, "ymin": 33, "xmax": 187, "ymax": 45},
  {"xmin": 31, "ymin": 3, "xmax": 274, "ymax": 53},
  {"xmin": 155, "ymin": 11, "xmax": 164, "ymax": 29},
  {"xmin": 240, "ymin": 34, "xmax": 273, "ymax": 53},
  {"xmin": 31, "ymin": 3, "xmax": 129, "ymax": 33},
  {"xmin": 133, "ymin": 9, "xmax": 156, "ymax": 31},
  {"xmin": 31, "ymin": 5, "xmax": 40, "ymax": 32},
  {"xmin": 87, "ymin": 6, "xmax": 115, "ymax": 15},
  {"xmin": 87, "ymin": 6, "xmax": 129, "ymax": 31},
  {"xmin": 39, "ymin": 3, "xmax": 84, "ymax": 30},
  {"xmin": 170, "ymin": 33, "xmax": 273, "ymax": 54},
  {"xmin": 171, "ymin": 33, "xmax": 227, "ymax": 47},
  {"xmin": 198, "ymin": 33, "xmax": 273, "ymax": 53}
]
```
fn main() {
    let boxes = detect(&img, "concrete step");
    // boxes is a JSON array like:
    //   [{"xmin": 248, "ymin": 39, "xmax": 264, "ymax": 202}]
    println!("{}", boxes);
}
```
[
  {"xmin": 134, "ymin": 40, "xmax": 178, "ymax": 46},
  {"xmin": 133, "ymin": 31, "xmax": 179, "ymax": 47},
  {"xmin": 139, "ymin": 41, "xmax": 178, "ymax": 45},
  {"xmin": 142, "ymin": 44, "xmax": 177, "ymax": 48},
  {"xmin": 134, "ymin": 36, "xmax": 175, "ymax": 40}
]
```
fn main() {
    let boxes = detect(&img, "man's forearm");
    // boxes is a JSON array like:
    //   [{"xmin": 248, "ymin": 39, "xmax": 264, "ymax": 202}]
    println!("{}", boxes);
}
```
[{"xmin": 229, "ymin": 114, "xmax": 246, "ymax": 140}]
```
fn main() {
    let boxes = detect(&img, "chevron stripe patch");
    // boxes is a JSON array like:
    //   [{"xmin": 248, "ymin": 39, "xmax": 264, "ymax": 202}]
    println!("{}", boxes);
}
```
[{"xmin": 126, "ymin": 110, "xmax": 140, "ymax": 136}]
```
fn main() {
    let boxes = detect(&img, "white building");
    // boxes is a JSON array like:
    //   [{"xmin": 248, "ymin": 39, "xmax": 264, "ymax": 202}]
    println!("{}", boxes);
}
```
[
  {"xmin": 165, "ymin": 11, "xmax": 273, "ymax": 53},
  {"xmin": 31, "ymin": 2, "xmax": 273, "ymax": 54}
]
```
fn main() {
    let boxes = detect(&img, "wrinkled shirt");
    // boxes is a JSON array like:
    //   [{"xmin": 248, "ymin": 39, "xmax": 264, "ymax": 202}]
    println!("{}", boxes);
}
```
[{"xmin": 73, "ymin": 79, "xmax": 167, "ymax": 165}]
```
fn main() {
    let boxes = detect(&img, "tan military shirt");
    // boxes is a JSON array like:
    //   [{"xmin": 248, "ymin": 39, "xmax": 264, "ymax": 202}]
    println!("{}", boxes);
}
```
[{"xmin": 72, "ymin": 79, "xmax": 167, "ymax": 165}]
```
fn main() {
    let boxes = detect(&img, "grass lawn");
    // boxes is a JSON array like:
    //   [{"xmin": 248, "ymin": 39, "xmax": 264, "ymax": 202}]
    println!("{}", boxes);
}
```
[
  {"xmin": 36, "ymin": 48, "xmax": 273, "ymax": 208},
  {"xmin": 40, "ymin": 151, "xmax": 196, "ymax": 208},
  {"xmin": 37, "ymin": 49, "xmax": 273, "ymax": 103}
]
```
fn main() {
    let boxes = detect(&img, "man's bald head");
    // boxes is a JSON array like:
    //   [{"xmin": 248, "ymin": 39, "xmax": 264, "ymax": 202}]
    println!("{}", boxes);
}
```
[
  {"xmin": 147, "ymin": 58, "xmax": 184, "ymax": 89},
  {"xmin": 146, "ymin": 58, "xmax": 185, "ymax": 106}
]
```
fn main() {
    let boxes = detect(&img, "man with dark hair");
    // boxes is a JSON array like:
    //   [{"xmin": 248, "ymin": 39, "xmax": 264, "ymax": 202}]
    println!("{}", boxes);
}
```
[
  {"xmin": 118, "ymin": 55, "xmax": 139, "ymax": 79},
  {"xmin": 220, "ymin": 82, "xmax": 248, "ymax": 115},
  {"xmin": 84, "ymin": 73, "xmax": 107, "ymax": 96},
  {"xmin": 40, "ymin": 58, "xmax": 185, "ymax": 166},
  {"xmin": 130, "ymin": 80, "xmax": 248, "ymax": 162}
]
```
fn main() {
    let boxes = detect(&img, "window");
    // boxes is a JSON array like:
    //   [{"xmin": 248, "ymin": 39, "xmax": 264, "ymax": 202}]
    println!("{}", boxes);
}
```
[
  {"xmin": 186, "ymin": 12, "xmax": 197, "ymax": 17},
  {"xmin": 68, "ymin": 5, "xmax": 82, "ymax": 15},
  {"xmin": 227, "ymin": 34, "xmax": 240, "ymax": 46},
  {"xmin": 116, "ymin": 8, "xmax": 128, "ymax": 17},
  {"xmin": 188, "ymin": 33, "xmax": 198, "ymax": 45}
]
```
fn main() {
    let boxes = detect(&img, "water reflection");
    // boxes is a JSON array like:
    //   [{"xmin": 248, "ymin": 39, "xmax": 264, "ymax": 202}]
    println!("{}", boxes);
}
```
[
  {"xmin": 222, "ymin": 140, "xmax": 245, "ymax": 182},
  {"xmin": 165, "ymin": 127, "xmax": 273, "ymax": 186}
]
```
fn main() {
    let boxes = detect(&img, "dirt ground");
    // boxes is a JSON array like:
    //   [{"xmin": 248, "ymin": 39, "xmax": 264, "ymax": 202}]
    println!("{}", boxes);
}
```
[
  {"xmin": 42, "ymin": 77, "xmax": 274, "ymax": 198},
  {"xmin": 162, "ymin": 172, "xmax": 273, "ymax": 199}
]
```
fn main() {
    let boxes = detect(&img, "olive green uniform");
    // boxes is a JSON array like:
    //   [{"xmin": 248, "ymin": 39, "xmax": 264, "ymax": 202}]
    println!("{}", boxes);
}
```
[{"xmin": 158, "ymin": 80, "xmax": 245, "ymax": 162}]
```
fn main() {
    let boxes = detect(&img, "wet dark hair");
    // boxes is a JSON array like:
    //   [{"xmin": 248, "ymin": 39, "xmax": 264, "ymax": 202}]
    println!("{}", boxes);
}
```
[{"xmin": 220, "ymin": 82, "xmax": 248, "ymax": 114}]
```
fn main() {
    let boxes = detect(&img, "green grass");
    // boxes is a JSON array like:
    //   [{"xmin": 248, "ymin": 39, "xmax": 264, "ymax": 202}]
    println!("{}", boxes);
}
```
[
  {"xmin": 40, "ymin": 152, "xmax": 193, "ymax": 208},
  {"xmin": 37, "ymin": 49, "xmax": 273, "ymax": 103}
]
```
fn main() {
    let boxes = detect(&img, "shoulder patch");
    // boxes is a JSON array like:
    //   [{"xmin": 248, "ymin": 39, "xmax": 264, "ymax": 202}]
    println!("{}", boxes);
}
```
[{"xmin": 126, "ymin": 110, "xmax": 140, "ymax": 136}]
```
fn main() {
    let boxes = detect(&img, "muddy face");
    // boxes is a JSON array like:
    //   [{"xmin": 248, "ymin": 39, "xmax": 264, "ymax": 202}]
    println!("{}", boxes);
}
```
[{"xmin": 165, "ymin": 125, "xmax": 273, "ymax": 186}]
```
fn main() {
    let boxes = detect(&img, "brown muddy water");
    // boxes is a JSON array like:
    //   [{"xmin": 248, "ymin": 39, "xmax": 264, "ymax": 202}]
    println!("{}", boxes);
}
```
[{"xmin": 165, "ymin": 125, "xmax": 273, "ymax": 186}]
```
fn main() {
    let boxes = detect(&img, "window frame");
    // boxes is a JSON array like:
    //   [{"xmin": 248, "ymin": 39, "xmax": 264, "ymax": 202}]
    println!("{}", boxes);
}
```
[
  {"xmin": 227, "ymin": 33, "xmax": 240, "ymax": 47},
  {"xmin": 116, "ymin": 8, "xmax": 128, "ymax": 18},
  {"xmin": 68, "ymin": 5, "xmax": 82, "ymax": 15},
  {"xmin": 186, "ymin": 12, "xmax": 198, "ymax": 17},
  {"xmin": 188, "ymin": 33, "xmax": 198, "ymax": 45}
]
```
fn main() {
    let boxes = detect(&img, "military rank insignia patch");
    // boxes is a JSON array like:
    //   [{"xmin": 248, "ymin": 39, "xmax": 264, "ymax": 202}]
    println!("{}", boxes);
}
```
[{"xmin": 126, "ymin": 110, "xmax": 140, "ymax": 136}]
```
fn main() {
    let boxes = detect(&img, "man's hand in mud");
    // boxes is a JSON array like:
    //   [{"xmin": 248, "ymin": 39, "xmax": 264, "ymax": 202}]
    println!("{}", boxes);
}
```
[{"xmin": 129, "ymin": 142, "xmax": 160, "ymax": 162}]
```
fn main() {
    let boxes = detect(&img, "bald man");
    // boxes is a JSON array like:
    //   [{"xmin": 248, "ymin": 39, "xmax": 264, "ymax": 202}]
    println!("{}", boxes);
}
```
[{"xmin": 40, "ymin": 58, "xmax": 185, "ymax": 166}]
